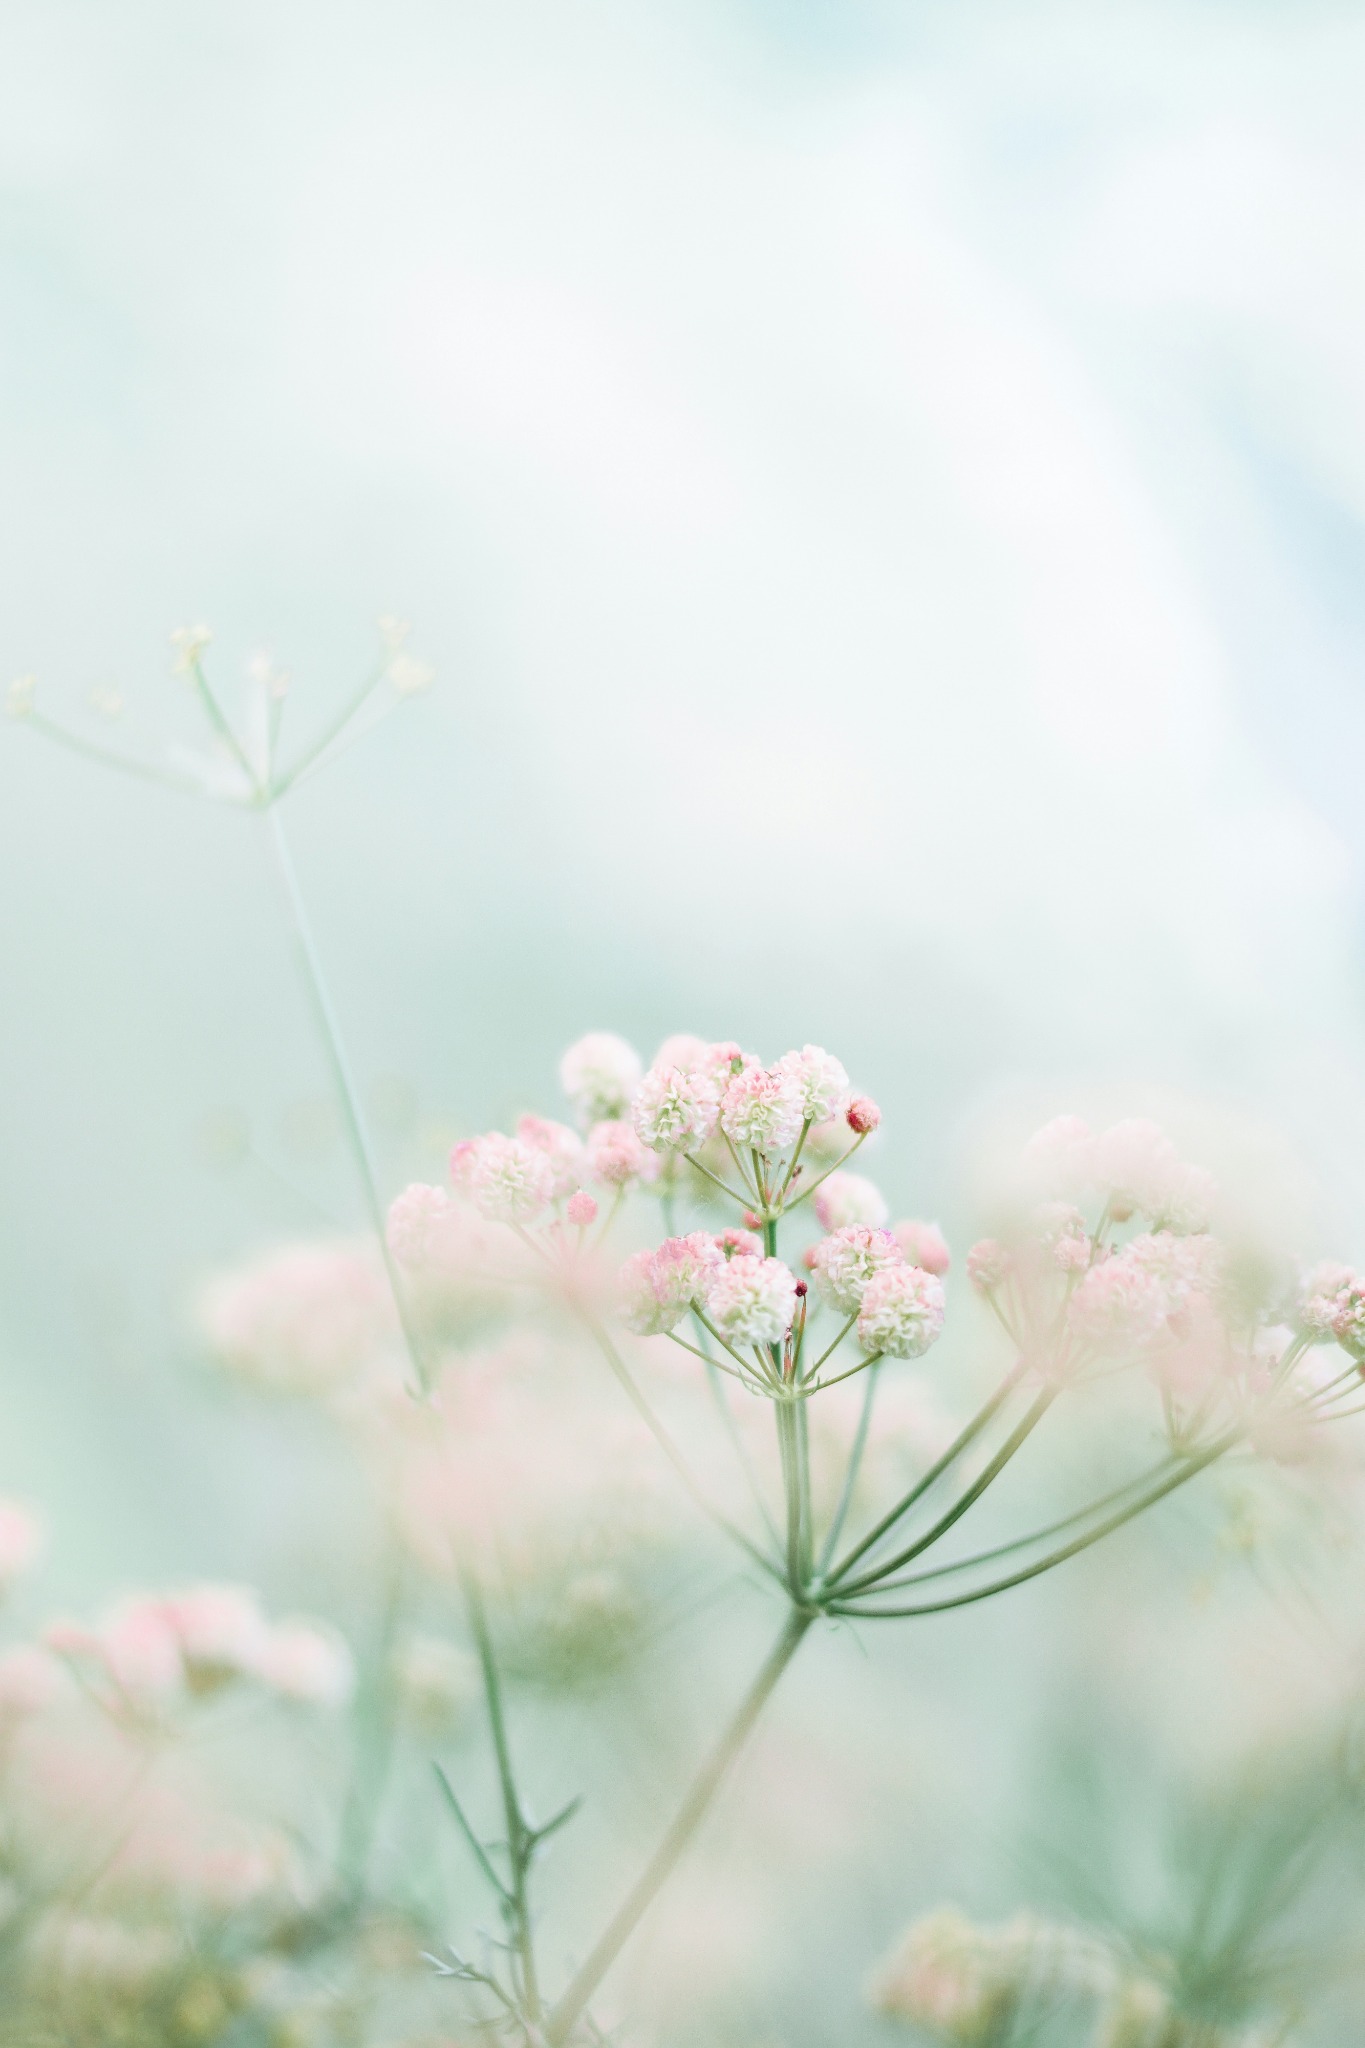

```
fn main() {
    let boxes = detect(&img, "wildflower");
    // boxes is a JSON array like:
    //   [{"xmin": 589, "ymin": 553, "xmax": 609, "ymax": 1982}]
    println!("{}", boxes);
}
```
[
  {"xmin": 257, "ymin": 1620, "xmax": 354, "ymax": 1706},
  {"xmin": 566, "ymin": 1189, "xmax": 598, "ymax": 1226},
  {"xmin": 391, "ymin": 1634, "xmax": 477, "ymax": 1735},
  {"xmin": 704, "ymin": 1255, "xmax": 798, "ymax": 1347},
  {"xmin": 893, "ymin": 1219, "xmax": 951, "ymax": 1276},
  {"xmin": 651, "ymin": 1032, "xmax": 711, "ymax": 1071},
  {"xmin": 198, "ymin": 1242, "xmax": 394, "ymax": 1395},
  {"xmin": 453, "ymin": 1132, "xmax": 555, "ymax": 1223},
  {"xmin": 387, "ymin": 652, "xmax": 434, "ymax": 696},
  {"xmin": 587, "ymin": 1118, "xmax": 659, "ymax": 1188},
  {"xmin": 161, "ymin": 1585, "xmax": 271, "ymax": 1693},
  {"xmin": 1022, "ymin": 1114, "xmax": 1095, "ymax": 1201},
  {"xmin": 1033, "ymin": 1202, "xmax": 1092, "ymax": 1272},
  {"xmin": 386, "ymin": 1182, "xmax": 453, "ymax": 1268},
  {"xmin": 632, "ymin": 1062, "xmax": 721, "ymax": 1155},
  {"xmin": 720, "ymin": 1064, "xmax": 806, "ymax": 1155},
  {"xmin": 776, "ymin": 1045, "xmax": 849, "ymax": 1123},
  {"xmin": 0, "ymin": 1501, "xmax": 42, "ymax": 1586},
  {"xmin": 560, "ymin": 1032, "xmax": 643, "ymax": 1127},
  {"xmin": 868, "ymin": 1908, "xmax": 1004, "ymax": 2034},
  {"xmin": 814, "ymin": 1170, "xmax": 889, "ymax": 1231},
  {"xmin": 810, "ymin": 1226, "xmax": 904, "ymax": 1315},
  {"xmin": 620, "ymin": 1234, "xmax": 722, "ymax": 1336},
  {"xmin": 6, "ymin": 675, "xmax": 35, "ymax": 719},
  {"xmin": 966, "ymin": 1239, "xmax": 1010, "ymax": 1294},
  {"xmin": 1067, "ymin": 1255, "xmax": 1167, "ymax": 1352},
  {"xmin": 516, "ymin": 1113, "xmax": 589, "ymax": 1198},
  {"xmin": 857, "ymin": 1265, "xmax": 946, "ymax": 1358},
  {"xmin": 845, "ymin": 1095, "xmax": 882, "ymax": 1135},
  {"xmin": 715, "ymin": 1226, "xmax": 763, "ymax": 1258},
  {"xmin": 170, "ymin": 624, "xmax": 212, "ymax": 674}
]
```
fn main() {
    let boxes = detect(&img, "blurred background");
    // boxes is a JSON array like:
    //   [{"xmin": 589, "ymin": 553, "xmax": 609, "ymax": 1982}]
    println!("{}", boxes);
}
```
[{"xmin": 4, "ymin": 3, "xmax": 1365, "ymax": 2041}]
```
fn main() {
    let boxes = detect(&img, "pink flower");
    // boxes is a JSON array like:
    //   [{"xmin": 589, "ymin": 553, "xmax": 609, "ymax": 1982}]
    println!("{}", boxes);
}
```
[
  {"xmin": 620, "ymin": 1234, "xmax": 722, "ymax": 1336},
  {"xmin": 810, "ymin": 1226, "xmax": 904, "ymax": 1315},
  {"xmin": 559, "ymin": 1032, "xmax": 643, "ymax": 1127},
  {"xmin": 651, "ymin": 1033, "xmax": 710, "ymax": 1071},
  {"xmin": 632, "ymin": 1063, "xmax": 722, "ymax": 1155},
  {"xmin": 456, "ymin": 1132, "xmax": 556, "ymax": 1223},
  {"xmin": 892, "ymin": 1220, "xmax": 951, "ymax": 1277},
  {"xmin": 566, "ymin": 1189, "xmax": 598, "ymax": 1227},
  {"xmin": 1299, "ymin": 1261, "xmax": 1359, "ymax": 1339},
  {"xmin": 1067, "ymin": 1256, "xmax": 1167, "ymax": 1352},
  {"xmin": 162, "ymin": 1585, "xmax": 270, "ymax": 1691},
  {"xmin": 814, "ymin": 1171, "xmax": 889, "ymax": 1232},
  {"xmin": 516, "ymin": 1114, "xmax": 589, "ymax": 1199},
  {"xmin": 776, "ymin": 1045, "xmax": 849, "ymax": 1124},
  {"xmin": 587, "ymin": 1119, "xmax": 660, "ymax": 1187},
  {"xmin": 715, "ymin": 1227, "xmax": 763, "ymax": 1259},
  {"xmin": 720, "ymin": 1064, "xmax": 806, "ymax": 1155},
  {"xmin": 257, "ymin": 1621, "xmax": 354, "ymax": 1706},
  {"xmin": 845, "ymin": 1096, "xmax": 881, "ymax": 1136},
  {"xmin": 0, "ymin": 1501, "xmax": 42, "ymax": 1586},
  {"xmin": 198, "ymin": 1242, "xmax": 393, "ymax": 1394},
  {"xmin": 966, "ymin": 1239, "xmax": 1010, "ymax": 1294},
  {"xmin": 386, "ymin": 1182, "xmax": 453, "ymax": 1268},
  {"xmin": 703, "ymin": 1255, "xmax": 798, "ymax": 1347},
  {"xmin": 856, "ymin": 1266, "xmax": 946, "ymax": 1359}
]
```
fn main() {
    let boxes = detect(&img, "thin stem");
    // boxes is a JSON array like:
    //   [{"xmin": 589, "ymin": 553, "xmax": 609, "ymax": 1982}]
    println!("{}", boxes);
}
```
[
  {"xmin": 800, "ymin": 1349, "xmax": 881, "ymax": 1397},
  {"xmin": 833, "ymin": 1442, "xmax": 1232, "ymax": 1618},
  {"xmin": 543, "ymin": 1610, "xmax": 813, "ymax": 2046},
  {"xmin": 776, "ymin": 1401, "xmax": 803, "ymax": 1592},
  {"xmin": 665, "ymin": 1329, "xmax": 752, "ymax": 1387},
  {"xmin": 835, "ymin": 1384, "xmax": 1059, "ymax": 1598},
  {"xmin": 462, "ymin": 1570, "xmax": 541, "ymax": 2023},
  {"xmin": 189, "ymin": 656, "xmax": 261, "ymax": 795},
  {"xmin": 829, "ymin": 1356, "xmax": 1032, "ymax": 1586},
  {"xmin": 816, "ymin": 1362, "xmax": 881, "ymax": 1575},
  {"xmin": 702, "ymin": 1353, "xmax": 782, "ymax": 1550},
  {"xmin": 795, "ymin": 1397, "xmax": 814, "ymax": 1582},
  {"xmin": 271, "ymin": 663, "xmax": 388, "ymax": 798},
  {"xmin": 860, "ymin": 1456, "xmax": 1183, "ymax": 1594},
  {"xmin": 781, "ymin": 1132, "xmax": 866, "ymax": 1215},
  {"xmin": 336, "ymin": 1540, "xmax": 408, "ymax": 1895},
  {"xmin": 263, "ymin": 806, "xmax": 431, "ymax": 1395},
  {"xmin": 721, "ymin": 1131, "xmax": 760, "ymax": 1203},
  {"xmin": 684, "ymin": 1151, "xmax": 751, "ymax": 1209},
  {"xmin": 806, "ymin": 1313, "xmax": 858, "ymax": 1381},
  {"xmin": 776, "ymin": 1120, "xmax": 811, "ymax": 1202},
  {"xmin": 583, "ymin": 1313, "xmax": 783, "ymax": 1580},
  {"xmin": 24, "ymin": 713, "xmax": 221, "ymax": 799}
]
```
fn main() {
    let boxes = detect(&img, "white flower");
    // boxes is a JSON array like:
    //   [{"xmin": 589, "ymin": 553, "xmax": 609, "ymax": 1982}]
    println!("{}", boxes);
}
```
[
  {"xmin": 516, "ymin": 1114, "xmax": 588, "ymax": 1199},
  {"xmin": 458, "ymin": 1133, "xmax": 555, "ymax": 1223},
  {"xmin": 856, "ymin": 1266, "xmax": 946, "ymax": 1359},
  {"xmin": 560, "ymin": 1032, "xmax": 643, "ymax": 1127},
  {"xmin": 720, "ymin": 1064, "xmax": 806, "ymax": 1155},
  {"xmin": 632, "ymin": 1063, "xmax": 721, "ymax": 1154},
  {"xmin": 257, "ymin": 1620, "xmax": 355, "ymax": 1706},
  {"xmin": 5, "ymin": 675, "xmax": 35, "ymax": 720},
  {"xmin": 620, "ymin": 1234, "xmax": 722, "ymax": 1336},
  {"xmin": 703, "ymin": 1255, "xmax": 797, "ymax": 1347},
  {"xmin": 810, "ymin": 1226, "xmax": 904, "ymax": 1315},
  {"xmin": 170, "ymin": 624, "xmax": 212, "ymax": 674},
  {"xmin": 387, "ymin": 652, "xmax": 434, "ymax": 696},
  {"xmin": 814, "ymin": 1170, "xmax": 888, "ymax": 1231},
  {"xmin": 386, "ymin": 1182, "xmax": 453, "ymax": 1268},
  {"xmin": 776, "ymin": 1045, "xmax": 849, "ymax": 1124},
  {"xmin": 587, "ymin": 1118, "xmax": 659, "ymax": 1187}
]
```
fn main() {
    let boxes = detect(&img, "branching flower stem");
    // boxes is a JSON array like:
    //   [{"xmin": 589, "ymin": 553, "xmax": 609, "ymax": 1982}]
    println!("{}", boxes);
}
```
[
  {"xmin": 462, "ymin": 1569, "xmax": 543, "ymax": 2027},
  {"xmin": 263, "ymin": 805, "xmax": 432, "ymax": 1396},
  {"xmin": 542, "ymin": 1608, "xmax": 813, "ymax": 2048}
]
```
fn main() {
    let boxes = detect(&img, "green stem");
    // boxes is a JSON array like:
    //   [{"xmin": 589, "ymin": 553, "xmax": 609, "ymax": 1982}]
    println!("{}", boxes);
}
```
[
  {"xmin": 829, "ymin": 1356, "xmax": 1032, "ymax": 1586},
  {"xmin": 832, "ymin": 1442, "xmax": 1232, "ymax": 1619},
  {"xmin": 25, "ymin": 713, "xmax": 221, "ymax": 799},
  {"xmin": 776, "ymin": 1402, "xmax": 803, "ymax": 1592},
  {"xmin": 463, "ymin": 1570, "xmax": 541, "ymax": 2022},
  {"xmin": 271, "ymin": 663, "xmax": 388, "ymax": 798},
  {"xmin": 816, "ymin": 1361, "xmax": 881, "ymax": 1575},
  {"xmin": 543, "ymin": 1609, "xmax": 813, "ymax": 2046},
  {"xmin": 263, "ymin": 806, "xmax": 431, "ymax": 1394},
  {"xmin": 336, "ymin": 1542, "xmax": 408, "ymax": 1895},
  {"xmin": 781, "ymin": 1131, "xmax": 866, "ymax": 1216},
  {"xmin": 583, "ymin": 1313, "xmax": 783, "ymax": 1580},
  {"xmin": 189, "ymin": 656, "xmax": 261, "ymax": 795},
  {"xmin": 835, "ymin": 1384, "xmax": 1058, "ymax": 1598}
]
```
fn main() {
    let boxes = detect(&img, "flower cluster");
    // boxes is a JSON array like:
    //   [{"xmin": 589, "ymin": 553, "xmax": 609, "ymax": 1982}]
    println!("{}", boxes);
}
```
[{"xmin": 41, "ymin": 1585, "xmax": 353, "ymax": 1711}]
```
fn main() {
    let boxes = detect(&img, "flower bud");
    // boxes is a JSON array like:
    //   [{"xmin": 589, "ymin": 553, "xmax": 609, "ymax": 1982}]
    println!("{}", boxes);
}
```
[{"xmin": 846, "ymin": 1096, "xmax": 881, "ymax": 1135}]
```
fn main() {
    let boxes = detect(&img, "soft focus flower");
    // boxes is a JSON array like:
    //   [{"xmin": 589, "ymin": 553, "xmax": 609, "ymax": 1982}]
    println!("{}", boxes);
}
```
[
  {"xmin": 198, "ymin": 1241, "xmax": 393, "ymax": 1394},
  {"xmin": 386, "ymin": 651, "xmax": 435, "ymax": 696},
  {"xmin": 720, "ymin": 1063, "xmax": 807, "ymax": 1155},
  {"xmin": 966, "ymin": 1239, "xmax": 1011, "ymax": 1294},
  {"xmin": 559, "ymin": 1032, "xmax": 643, "ymax": 1126},
  {"xmin": 845, "ymin": 1095, "xmax": 881, "ymax": 1135},
  {"xmin": 256, "ymin": 1621, "xmax": 354, "ymax": 1706},
  {"xmin": 6, "ymin": 674, "xmax": 35, "ymax": 719},
  {"xmin": 811, "ymin": 1226, "xmax": 905, "ymax": 1315},
  {"xmin": 620, "ymin": 1233, "xmax": 723, "ymax": 1336},
  {"xmin": 703, "ymin": 1255, "xmax": 798, "ymax": 1347},
  {"xmin": 1299, "ymin": 1260, "xmax": 1358, "ymax": 1338},
  {"xmin": 516, "ymin": 1113, "xmax": 589, "ymax": 1198},
  {"xmin": 776, "ymin": 1045, "xmax": 849, "ymax": 1124},
  {"xmin": 856, "ymin": 1265, "xmax": 946, "ymax": 1359},
  {"xmin": 632, "ymin": 1063, "xmax": 721, "ymax": 1155},
  {"xmin": 170, "ymin": 624, "xmax": 211, "ymax": 673},
  {"xmin": 715, "ymin": 1226, "xmax": 763, "ymax": 1259},
  {"xmin": 566, "ymin": 1189, "xmax": 598, "ymax": 1226},
  {"xmin": 652, "ymin": 1032, "xmax": 710, "ymax": 1071},
  {"xmin": 893, "ymin": 1219, "xmax": 952, "ymax": 1276},
  {"xmin": 0, "ymin": 1502, "xmax": 42, "ymax": 1587},
  {"xmin": 162, "ymin": 1585, "xmax": 271, "ymax": 1692},
  {"xmin": 453, "ymin": 1132, "xmax": 555, "ymax": 1223},
  {"xmin": 587, "ymin": 1118, "xmax": 659, "ymax": 1187},
  {"xmin": 391, "ymin": 1634, "xmax": 477, "ymax": 1736},
  {"xmin": 386, "ymin": 1181, "xmax": 453, "ymax": 1269},
  {"xmin": 1033, "ymin": 1202, "xmax": 1093, "ymax": 1272},
  {"xmin": 814, "ymin": 1170, "xmax": 889, "ymax": 1231},
  {"xmin": 1067, "ymin": 1256, "xmax": 1168, "ymax": 1353},
  {"xmin": 0, "ymin": 1645, "xmax": 63, "ymax": 1719}
]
